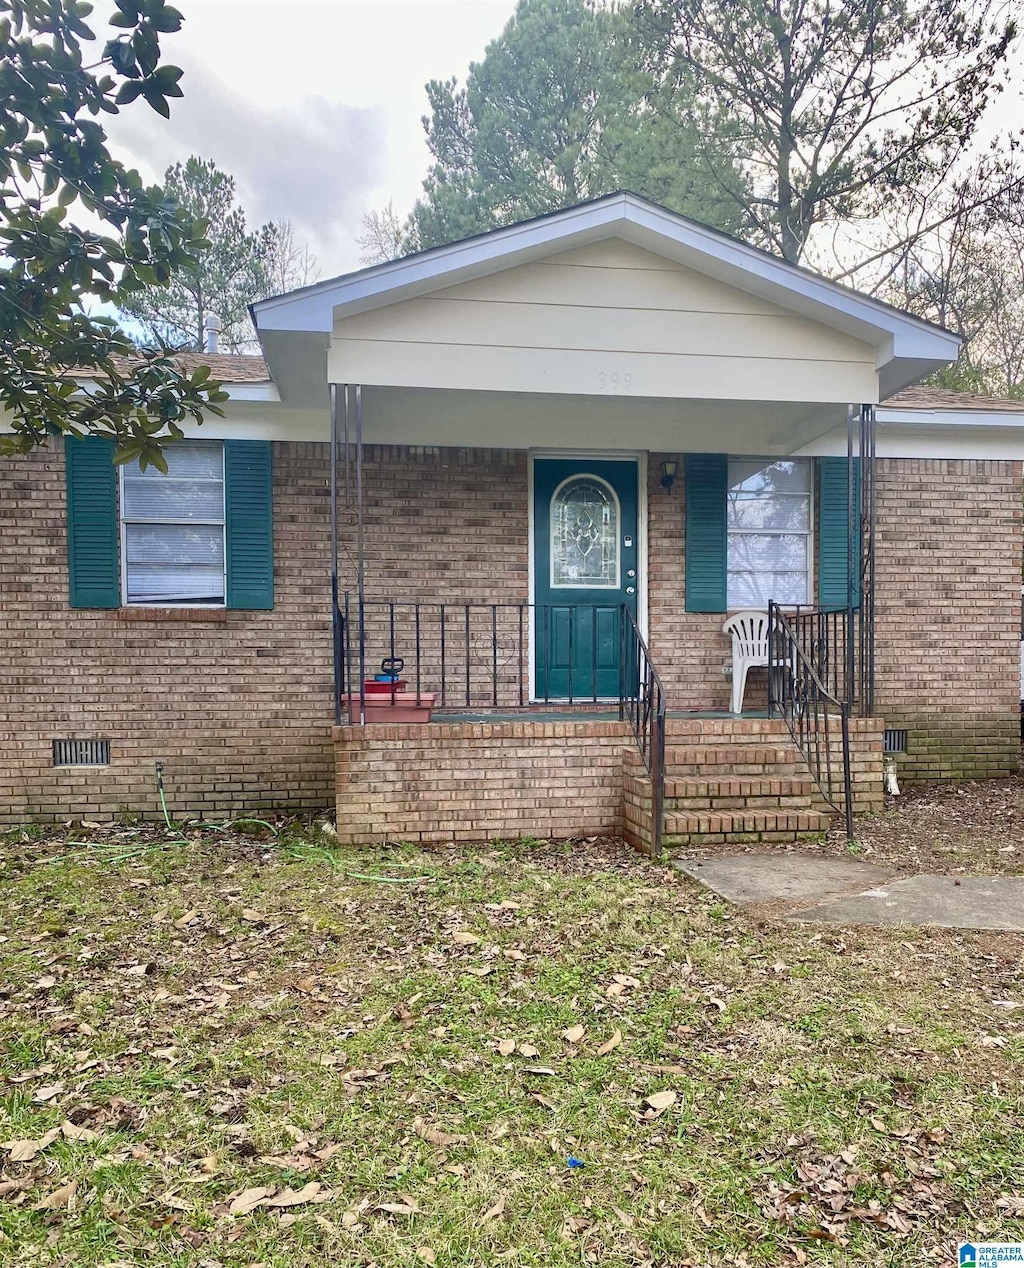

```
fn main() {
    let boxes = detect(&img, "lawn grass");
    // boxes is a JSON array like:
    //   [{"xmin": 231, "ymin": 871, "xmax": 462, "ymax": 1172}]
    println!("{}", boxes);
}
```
[{"xmin": 0, "ymin": 825, "xmax": 1022, "ymax": 1266}]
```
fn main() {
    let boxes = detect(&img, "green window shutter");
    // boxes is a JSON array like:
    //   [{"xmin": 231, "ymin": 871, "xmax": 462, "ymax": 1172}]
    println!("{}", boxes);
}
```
[
  {"xmin": 65, "ymin": 436, "xmax": 119, "ymax": 608},
  {"xmin": 817, "ymin": 457, "xmax": 861, "ymax": 609},
  {"xmin": 684, "ymin": 453, "xmax": 728, "ymax": 613},
  {"xmin": 225, "ymin": 440, "xmax": 274, "ymax": 609}
]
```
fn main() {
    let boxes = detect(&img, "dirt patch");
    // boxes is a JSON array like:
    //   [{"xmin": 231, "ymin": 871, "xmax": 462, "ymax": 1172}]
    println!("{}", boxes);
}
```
[
  {"xmin": 669, "ymin": 775, "xmax": 1024, "ymax": 879},
  {"xmin": 832, "ymin": 775, "xmax": 1024, "ymax": 877}
]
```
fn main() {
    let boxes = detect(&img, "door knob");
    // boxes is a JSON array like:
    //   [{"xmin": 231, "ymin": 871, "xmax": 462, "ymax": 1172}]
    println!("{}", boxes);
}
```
[{"xmin": 625, "ymin": 586, "xmax": 636, "ymax": 595}]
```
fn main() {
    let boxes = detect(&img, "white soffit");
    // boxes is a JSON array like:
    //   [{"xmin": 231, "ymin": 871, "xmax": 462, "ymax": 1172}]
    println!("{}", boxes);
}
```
[{"xmin": 253, "ymin": 192, "xmax": 960, "ymax": 399}]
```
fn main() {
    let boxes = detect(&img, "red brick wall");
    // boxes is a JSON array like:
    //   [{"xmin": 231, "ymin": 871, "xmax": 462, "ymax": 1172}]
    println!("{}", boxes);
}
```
[
  {"xmin": 1, "ymin": 442, "xmax": 1018, "ymax": 826},
  {"xmin": 1, "ymin": 440, "xmax": 336, "ymax": 824},
  {"xmin": 0, "ymin": 441, "xmax": 525, "ymax": 825},
  {"xmin": 873, "ymin": 458, "xmax": 1022, "ymax": 779},
  {"xmin": 647, "ymin": 453, "xmax": 733, "ymax": 708},
  {"xmin": 333, "ymin": 719, "xmax": 632, "ymax": 844}
]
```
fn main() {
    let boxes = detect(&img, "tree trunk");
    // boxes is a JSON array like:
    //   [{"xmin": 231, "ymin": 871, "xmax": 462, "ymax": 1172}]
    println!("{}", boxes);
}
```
[
  {"xmin": 195, "ymin": 284, "xmax": 205, "ymax": 353},
  {"xmin": 775, "ymin": 27, "xmax": 801, "ymax": 265}
]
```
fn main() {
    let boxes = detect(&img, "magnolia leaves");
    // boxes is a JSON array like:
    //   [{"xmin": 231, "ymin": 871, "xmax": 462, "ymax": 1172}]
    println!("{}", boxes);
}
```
[
  {"xmin": 0, "ymin": 4, "xmax": 230, "ymax": 461},
  {"xmin": 107, "ymin": 0, "xmax": 187, "ymax": 120}
]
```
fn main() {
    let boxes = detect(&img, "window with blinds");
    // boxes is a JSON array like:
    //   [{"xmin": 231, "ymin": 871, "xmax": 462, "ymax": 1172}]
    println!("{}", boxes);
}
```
[
  {"xmin": 120, "ymin": 441, "xmax": 226, "ymax": 605},
  {"xmin": 727, "ymin": 458, "xmax": 812, "ymax": 608}
]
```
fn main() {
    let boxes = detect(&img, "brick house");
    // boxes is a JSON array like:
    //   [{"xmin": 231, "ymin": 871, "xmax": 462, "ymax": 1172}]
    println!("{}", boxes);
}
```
[{"xmin": 2, "ymin": 193, "xmax": 1022, "ymax": 851}]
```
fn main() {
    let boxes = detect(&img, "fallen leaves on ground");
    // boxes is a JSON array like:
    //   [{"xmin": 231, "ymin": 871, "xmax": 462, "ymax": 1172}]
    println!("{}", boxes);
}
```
[
  {"xmin": 596, "ymin": 1029, "xmax": 622, "ymax": 1056},
  {"xmin": 643, "ymin": 1090, "xmax": 677, "ymax": 1114},
  {"xmin": 227, "ymin": 1182, "xmax": 336, "ymax": 1216},
  {"xmin": 480, "ymin": 1194, "xmax": 506, "ymax": 1223},
  {"xmin": 31, "ymin": 1180, "xmax": 78, "ymax": 1212},
  {"xmin": 413, "ymin": 1118, "xmax": 467, "ymax": 1147},
  {"xmin": 0, "ymin": 825, "xmax": 1021, "ymax": 1268}
]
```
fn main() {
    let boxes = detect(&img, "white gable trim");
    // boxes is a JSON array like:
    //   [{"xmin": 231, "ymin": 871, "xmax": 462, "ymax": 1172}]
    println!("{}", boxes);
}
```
[{"xmin": 253, "ymin": 193, "xmax": 959, "ymax": 398}]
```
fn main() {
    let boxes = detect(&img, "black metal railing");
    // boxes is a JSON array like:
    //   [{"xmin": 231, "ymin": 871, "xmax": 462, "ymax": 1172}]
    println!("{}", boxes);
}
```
[
  {"xmin": 767, "ymin": 601, "xmax": 854, "ymax": 842},
  {"xmin": 620, "ymin": 606, "xmax": 667, "ymax": 858},
  {"xmin": 338, "ymin": 596, "xmax": 668, "ymax": 857},
  {"xmin": 788, "ymin": 606, "xmax": 861, "ymax": 706},
  {"xmin": 339, "ymin": 597, "xmax": 636, "ymax": 716}
]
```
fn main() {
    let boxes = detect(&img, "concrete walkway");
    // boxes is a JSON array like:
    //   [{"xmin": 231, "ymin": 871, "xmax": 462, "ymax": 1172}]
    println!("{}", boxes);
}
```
[{"xmin": 674, "ymin": 855, "xmax": 1024, "ymax": 930}]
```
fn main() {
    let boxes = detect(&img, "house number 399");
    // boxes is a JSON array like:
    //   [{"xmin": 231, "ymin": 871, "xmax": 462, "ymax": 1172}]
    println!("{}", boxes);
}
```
[{"xmin": 597, "ymin": 370, "xmax": 632, "ymax": 392}]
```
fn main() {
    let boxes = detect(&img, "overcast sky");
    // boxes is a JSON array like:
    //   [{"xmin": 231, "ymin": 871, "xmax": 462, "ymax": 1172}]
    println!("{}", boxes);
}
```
[
  {"xmin": 105, "ymin": 0, "xmax": 519, "ymax": 277},
  {"xmin": 102, "ymin": 0, "xmax": 1023, "ymax": 283}
]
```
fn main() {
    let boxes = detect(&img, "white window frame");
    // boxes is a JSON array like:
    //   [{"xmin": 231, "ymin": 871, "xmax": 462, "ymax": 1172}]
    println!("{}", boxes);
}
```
[
  {"xmin": 726, "ymin": 456, "xmax": 814, "ymax": 611},
  {"xmin": 119, "ymin": 440, "xmax": 227, "ymax": 608}
]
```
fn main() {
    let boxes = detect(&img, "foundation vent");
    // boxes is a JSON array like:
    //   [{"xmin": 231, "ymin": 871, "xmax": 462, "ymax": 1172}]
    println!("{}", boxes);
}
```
[
  {"xmin": 883, "ymin": 728, "xmax": 907, "ymax": 754},
  {"xmin": 53, "ymin": 739, "xmax": 110, "ymax": 767}
]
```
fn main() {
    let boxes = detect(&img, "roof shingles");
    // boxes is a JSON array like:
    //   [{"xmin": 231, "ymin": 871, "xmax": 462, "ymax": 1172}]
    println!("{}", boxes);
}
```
[
  {"xmin": 884, "ymin": 383, "xmax": 1024, "ymax": 413},
  {"xmin": 70, "ymin": 353, "xmax": 271, "ymax": 384}
]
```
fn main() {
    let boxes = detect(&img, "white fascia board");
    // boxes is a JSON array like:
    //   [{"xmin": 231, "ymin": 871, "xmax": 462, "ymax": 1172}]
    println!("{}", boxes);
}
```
[
  {"xmin": 64, "ymin": 375, "xmax": 279, "ymax": 403},
  {"xmin": 252, "ymin": 193, "xmax": 961, "ymax": 380},
  {"xmin": 252, "ymin": 198, "xmax": 619, "ymax": 333},
  {"xmin": 218, "ymin": 381, "xmax": 280, "ymax": 403},
  {"xmin": 877, "ymin": 406, "xmax": 1024, "ymax": 429}
]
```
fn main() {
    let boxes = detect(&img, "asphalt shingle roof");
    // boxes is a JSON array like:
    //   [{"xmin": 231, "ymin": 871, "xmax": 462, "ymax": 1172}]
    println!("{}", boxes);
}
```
[
  {"xmin": 884, "ymin": 384, "xmax": 1024, "ymax": 412},
  {"xmin": 68, "ymin": 353, "xmax": 272, "ymax": 384}
]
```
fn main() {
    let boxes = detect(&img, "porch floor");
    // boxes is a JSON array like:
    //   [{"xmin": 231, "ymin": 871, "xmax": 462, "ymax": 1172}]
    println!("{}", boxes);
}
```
[{"xmin": 431, "ymin": 709, "xmax": 771, "ymax": 723}]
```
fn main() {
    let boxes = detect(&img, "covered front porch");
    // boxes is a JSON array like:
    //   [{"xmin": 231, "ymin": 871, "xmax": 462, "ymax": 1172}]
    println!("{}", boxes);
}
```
[
  {"xmin": 322, "ymin": 414, "xmax": 880, "ymax": 852},
  {"xmin": 250, "ymin": 193, "xmax": 958, "ymax": 851}
]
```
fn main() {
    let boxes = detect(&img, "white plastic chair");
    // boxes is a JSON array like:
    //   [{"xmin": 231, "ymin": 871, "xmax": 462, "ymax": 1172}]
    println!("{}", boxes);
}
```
[{"xmin": 722, "ymin": 609, "xmax": 771, "ymax": 715}]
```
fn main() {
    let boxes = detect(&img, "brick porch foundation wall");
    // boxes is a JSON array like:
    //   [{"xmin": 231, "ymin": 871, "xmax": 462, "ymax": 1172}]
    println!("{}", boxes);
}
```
[{"xmin": 332, "ymin": 720, "xmax": 633, "ymax": 845}]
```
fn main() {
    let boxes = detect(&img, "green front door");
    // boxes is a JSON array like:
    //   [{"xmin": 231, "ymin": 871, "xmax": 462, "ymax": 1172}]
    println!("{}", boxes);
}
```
[{"xmin": 533, "ymin": 457, "xmax": 639, "ymax": 700}]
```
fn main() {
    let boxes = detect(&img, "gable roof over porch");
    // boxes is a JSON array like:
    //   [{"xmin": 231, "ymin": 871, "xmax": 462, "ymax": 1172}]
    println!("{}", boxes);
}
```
[{"xmin": 252, "ymin": 192, "xmax": 961, "ymax": 409}]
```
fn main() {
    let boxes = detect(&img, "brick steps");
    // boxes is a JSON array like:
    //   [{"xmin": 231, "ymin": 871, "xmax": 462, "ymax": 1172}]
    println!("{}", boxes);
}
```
[
  {"xmin": 663, "ymin": 745, "xmax": 805, "ymax": 776},
  {"xmin": 622, "ymin": 719, "xmax": 839, "ymax": 852},
  {"xmin": 662, "ymin": 808, "xmax": 833, "ymax": 847},
  {"xmin": 664, "ymin": 774, "xmax": 818, "ymax": 812}
]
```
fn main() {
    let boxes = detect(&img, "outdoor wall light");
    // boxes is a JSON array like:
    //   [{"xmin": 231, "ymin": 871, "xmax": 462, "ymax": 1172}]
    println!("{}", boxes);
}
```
[{"xmin": 661, "ymin": 458, "xmax": 678, "ymax": 493}]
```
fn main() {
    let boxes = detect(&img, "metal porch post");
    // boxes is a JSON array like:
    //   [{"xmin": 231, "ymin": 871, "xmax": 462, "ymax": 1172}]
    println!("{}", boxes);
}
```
[
  {"xmin": 860, "ymin": 402, "xmax": 877, "ymax": 716},
  {"xmin": 353, "ymin": 384, "xmax": 366, "ymax": 725},
  {"xmin": 330, "ymin": 384, "xmax": 341, "ymax": 725},
  {"xmin": 845, "ymin": 404, "xmax": 858, "ymax": 709}
]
